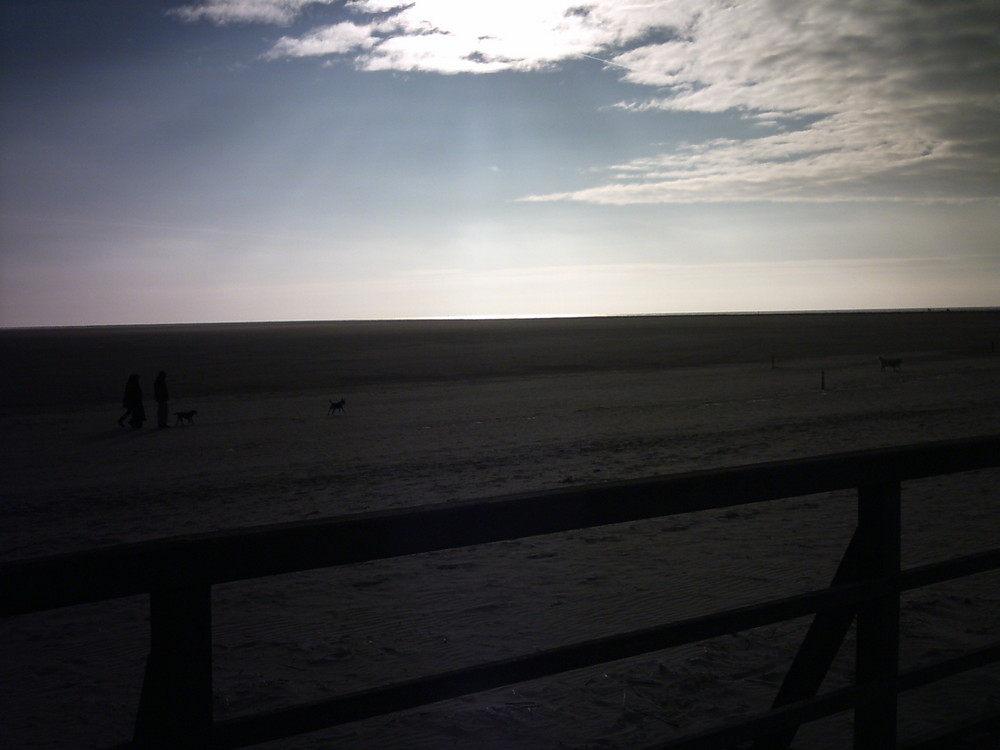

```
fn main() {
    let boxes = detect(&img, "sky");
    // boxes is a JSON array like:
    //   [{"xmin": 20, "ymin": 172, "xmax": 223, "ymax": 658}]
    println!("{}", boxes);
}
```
[{"xmin": 2, "ymin": 0, "xmax": 999, "ymax": 327}]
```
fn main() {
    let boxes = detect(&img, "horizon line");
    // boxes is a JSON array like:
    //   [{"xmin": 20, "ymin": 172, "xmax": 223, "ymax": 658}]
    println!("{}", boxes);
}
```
[{"xmin": 3, "ymin": 306, "xmax": 998, "ymax": 332}]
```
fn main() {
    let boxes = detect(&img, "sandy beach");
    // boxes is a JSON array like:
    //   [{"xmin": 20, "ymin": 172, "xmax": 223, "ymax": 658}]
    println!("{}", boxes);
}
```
[{"xmin": 2, "ymin": 311, "xmax": 999, "ymax": 748}]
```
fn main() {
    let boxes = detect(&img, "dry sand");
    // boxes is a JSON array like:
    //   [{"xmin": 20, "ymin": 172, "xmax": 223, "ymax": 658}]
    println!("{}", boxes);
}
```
[{"xmin": 1, "ymin": 311, "xmax": 999, "ymax": 748}]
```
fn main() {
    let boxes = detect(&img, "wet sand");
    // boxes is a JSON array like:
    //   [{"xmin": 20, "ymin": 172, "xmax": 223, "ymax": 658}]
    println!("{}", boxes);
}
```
[{"xmin": 1, "ymin": 311, "xmax": 999, "ymax": 748}]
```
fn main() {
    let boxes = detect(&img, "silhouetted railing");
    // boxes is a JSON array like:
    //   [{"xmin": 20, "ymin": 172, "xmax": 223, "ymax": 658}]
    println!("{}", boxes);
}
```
[{"xmin": 3, "ymin": 435, "xmax": 999, "ymax": 749}]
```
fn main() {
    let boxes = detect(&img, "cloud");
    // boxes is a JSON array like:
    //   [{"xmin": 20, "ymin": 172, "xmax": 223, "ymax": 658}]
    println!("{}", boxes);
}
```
[
  {"xmin": 525, "ymin": 0, "xmax": 1000, "ymax": 203},
  {"xmin": 171, "ymin": 1, "xmax": 338, "ymax": 25},
  {"xmin": 265, "ymin": 20, "xmax": 384, "ymax": 58},
  {"xmin": 195, "ymin": 0, "xmax": 696, "ymax": 72},
  {"xmin": 520, "ymin": 110, "xmax": 998, "ymax": 205},
  {"xmin": 175, "ymin": 0, "xmax": 1000, "ymax": 203}
]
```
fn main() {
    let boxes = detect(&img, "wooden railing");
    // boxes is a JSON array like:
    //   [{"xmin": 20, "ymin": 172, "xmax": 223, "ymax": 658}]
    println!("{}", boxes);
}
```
[{"xmin": 3, "ymin": 435, "xmax": 1000, "ymax": 749}]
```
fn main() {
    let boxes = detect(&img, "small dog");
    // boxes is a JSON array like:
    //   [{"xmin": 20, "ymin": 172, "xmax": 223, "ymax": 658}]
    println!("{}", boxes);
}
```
[
  {"xmin": 174, "ymin": 410, "xmax": 198, "ymax": 425},
  {"xmin": 328, "ymin": 398, "xmax": 346, "ymax": 416},
  {"xmin": 878, "ymin": 356, "xmax": 902, "ymax": 372}
]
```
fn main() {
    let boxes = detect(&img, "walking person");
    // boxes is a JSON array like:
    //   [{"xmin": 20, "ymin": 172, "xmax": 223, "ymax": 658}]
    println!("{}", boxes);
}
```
[
  {"xmin": 154, "ymin": 370, "xmax": 169, "ymax": 429},
  {"xmin": 118, "ymin": 373, "xmax": 145, "ymax": 429}
]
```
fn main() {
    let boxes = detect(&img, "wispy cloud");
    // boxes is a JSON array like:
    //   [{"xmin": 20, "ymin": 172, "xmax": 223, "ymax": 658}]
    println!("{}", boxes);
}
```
[
  {"xmin": 407, "ymin": 254, "xmax": 999, "ymax": 280},
  {"xmin": 174, "ymin": 0, "xmax": 1000, "ymax": 204},
  {"xmin": 526, "ymin": 0, "xmax": 1000, "ymax": 204},
  {"xmin": 170, "ymin": 0, "xmax": 337, "ymax": 26},
  {"xmin": 265, "ymin": 20, "xmax": 384, "ymax": 58}
]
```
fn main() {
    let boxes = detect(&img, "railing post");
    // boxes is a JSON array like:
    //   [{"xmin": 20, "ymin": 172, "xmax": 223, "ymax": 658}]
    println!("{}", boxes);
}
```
[
  {"xmin": 854, "ymin": 480, "xmax": 901, "ymax": 749},
  {"xmin": 134, "ymin": 582, "xmax": 213, "ymax": 749}
]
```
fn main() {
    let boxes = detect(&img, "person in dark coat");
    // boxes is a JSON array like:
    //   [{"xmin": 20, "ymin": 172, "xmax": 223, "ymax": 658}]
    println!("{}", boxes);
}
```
[
  {"xmin": 153, "ymin": 371, "xmax": 169, "ymax": 429},
  {"xmin": 118, "ymin": 373, "xmax": 145, "ymax": 428}
]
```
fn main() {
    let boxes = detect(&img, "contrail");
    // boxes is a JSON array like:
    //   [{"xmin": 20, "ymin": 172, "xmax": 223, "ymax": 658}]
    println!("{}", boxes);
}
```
[{"xmin": 580, "ymin": 53, "xmax": 632, "ymax": 71}]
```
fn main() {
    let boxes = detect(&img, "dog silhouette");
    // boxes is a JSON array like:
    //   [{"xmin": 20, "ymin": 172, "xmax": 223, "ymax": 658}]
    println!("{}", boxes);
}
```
[
  {"xmin": 174, "ymin": 410, "xmax": 198, "ymax": 425},
  {"xmin": 878, "ymin": 356, "xmax": 902, "ymax": 371}
]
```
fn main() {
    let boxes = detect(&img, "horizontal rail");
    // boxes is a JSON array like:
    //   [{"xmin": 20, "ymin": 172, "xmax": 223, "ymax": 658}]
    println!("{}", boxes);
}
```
[
  {"xmin": 4, "ymin": 434, "xmax": 999, "ymax": 616},
  {"xmin": 651, "ymin": 682, "xmax": 884, "ymax": 749},
  {"xmin": 897, "ymin": 642, "xmax": 1000, "ymax": 694},
  {"xmin": 646, "ymin": 639, "xmax": 1000, "ymax": 750},
  {"xmin": 899, "ymin": 547, "xmax": 1000, "ymax": 590},
  {"xmin": 210, "ymin": 577, "xmax": 893, "ymax": 748},
  {"xmin": 902, "ymin": 715, "xmax": 1000, "ymax": 750}
]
